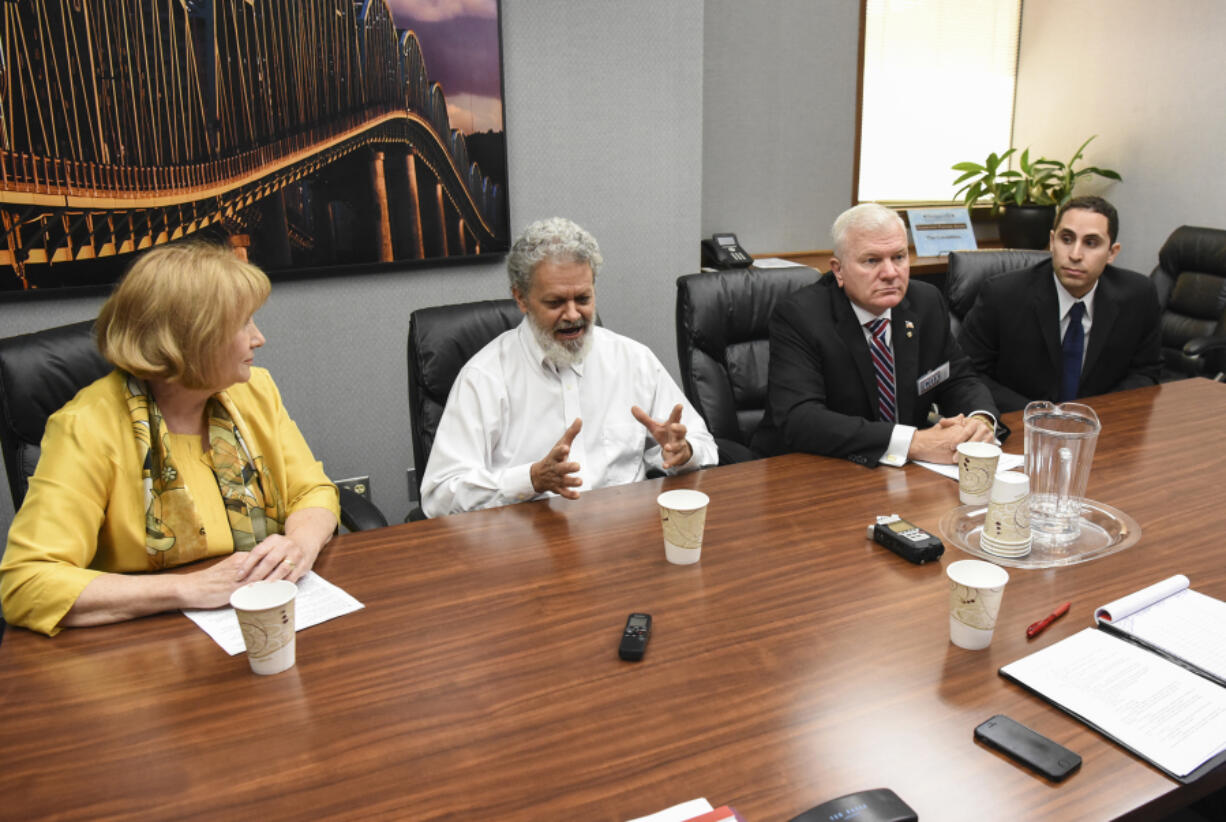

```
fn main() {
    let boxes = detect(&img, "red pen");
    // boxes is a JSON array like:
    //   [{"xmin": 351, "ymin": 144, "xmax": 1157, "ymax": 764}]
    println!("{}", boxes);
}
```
[{"xmin": 1026, "ymin": 601, "xmax": 1071, "ymax": 639}]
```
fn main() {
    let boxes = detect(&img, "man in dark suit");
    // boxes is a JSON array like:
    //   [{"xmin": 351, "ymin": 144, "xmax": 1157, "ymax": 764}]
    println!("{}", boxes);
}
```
[
  {"xmin": 958, "ymin": 196, "xmax": 1162, "ymax": 413},
  {"xmin": 753, "ymin": 203, "xmax": 998, "ymax": 466}
]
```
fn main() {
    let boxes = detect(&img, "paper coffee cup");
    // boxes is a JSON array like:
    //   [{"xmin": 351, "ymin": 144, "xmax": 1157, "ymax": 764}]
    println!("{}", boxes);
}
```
[
  {"xmin": 990, "ymin": 470, "xmax": 1030, "ymax": 503},
  {"xmin": 956, "ymin": 441, "xmax": 1001, "ymax": 504},
  {"xmin": 657, "ymin": 489, "xmax": 709, "ymax": 565},
  {"xmin": 231, "ymin": 580, "xmax": 298, "ymax": 675},
  {"xmin": 947, "ymin": 559, "xmax": 1009, "ymax": 650},
  {"xmin": 983, "ymin": 471, "xmax": 1031, "ymax": 548}
]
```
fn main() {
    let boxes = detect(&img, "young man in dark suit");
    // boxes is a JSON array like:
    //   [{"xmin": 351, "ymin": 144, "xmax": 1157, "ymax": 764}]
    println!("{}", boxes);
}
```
[
  {"xmin": 753, "ymin": 203, "xmax": 998, "ymax": 466},
  {"xmin": 957, "ymin": 196, "xmax": 1162, "ymax": 413}
]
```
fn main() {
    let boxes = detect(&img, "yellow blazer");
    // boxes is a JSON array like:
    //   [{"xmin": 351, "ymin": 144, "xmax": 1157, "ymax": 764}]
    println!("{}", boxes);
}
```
[{"xmin": 1, "ymin": 368, "xmax": 338, "ymax": 635}]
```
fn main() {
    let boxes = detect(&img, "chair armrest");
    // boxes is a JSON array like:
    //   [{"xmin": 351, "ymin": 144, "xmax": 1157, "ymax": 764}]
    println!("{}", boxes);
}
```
[
  {"xmin": 1174, "ymin": 335, "xmax": 1226, "ymax": 377},
  {"xmin": 716, "ymin": 437, "xmax": 761, "ymax": 465},
  {"xmin": 338, "ymin": 485, "xmax": 389, "ymax": 532},
  {"xmin": 1182, "ymin": 335, "xmax": 1226, "ymax": 358}
]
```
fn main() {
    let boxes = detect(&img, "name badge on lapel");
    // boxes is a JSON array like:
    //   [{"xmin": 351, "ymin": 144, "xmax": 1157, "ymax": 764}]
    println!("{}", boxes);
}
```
[{"xmin": 917, "ymin": 361, "xmax": 950, "ymax": 395}]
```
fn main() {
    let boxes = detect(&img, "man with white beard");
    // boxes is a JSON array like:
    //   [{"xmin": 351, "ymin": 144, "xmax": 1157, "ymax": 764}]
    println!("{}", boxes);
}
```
[{"xmin": 420, "ymin": 217, "xmax": 717, "ymax": 517}]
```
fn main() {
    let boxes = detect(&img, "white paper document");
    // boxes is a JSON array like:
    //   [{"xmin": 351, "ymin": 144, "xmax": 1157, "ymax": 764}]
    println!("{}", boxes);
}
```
[
  {"xmin": 183, "ymin": 571, "xmax": 364, "ymax": 655},
  {"xmin": 915, "ymin": 452, "xmax": 1024, "ymax": 480},
  {"xmin": 749, "ymin": 257, "xmax": 806, "ymax": 269},
  {"xmin": 1001, "ymin": 628, "xmax": 1226, "ymax": 778},
  {"xmin": 626, "ymin": 798, "xmax": 713, "ymax": 822},
  {"xmin": 1097, "ymin": 574, "xmax": 1191, "ymax": 621},
  {"xmin": 1096, "ymin": 575, "xmax": 1226, "ymax": 684}
]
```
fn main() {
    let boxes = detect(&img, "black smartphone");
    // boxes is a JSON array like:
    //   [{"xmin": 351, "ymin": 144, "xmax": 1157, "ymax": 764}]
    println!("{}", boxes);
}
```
[
  {"xmin": 618, "ymin": 613, "xmax": 651, "ymax": 661},
  {"xmin": 975, "ymin": 715, "xmax": 1081, "ymax": 781}
]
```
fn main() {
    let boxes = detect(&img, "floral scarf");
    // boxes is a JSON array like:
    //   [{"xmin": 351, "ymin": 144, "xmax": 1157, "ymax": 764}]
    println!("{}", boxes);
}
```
[{"xmin": 125, "ymin": 373, "xmax": 285, "ymax": 569}]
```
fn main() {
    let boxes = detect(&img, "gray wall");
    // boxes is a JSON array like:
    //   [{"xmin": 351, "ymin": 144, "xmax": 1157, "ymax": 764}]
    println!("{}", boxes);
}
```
[
  {"xmin": 0, "ymin": 0, "xmax": 704, "ymax": 528},
  {"xmin": 1013, "ymin": 0, "xmax": 1226, "ymax": 273},
  {"xmin": 3, "ymin": 1, "xmax": 1222, "ymax": 530},
  {"xmin": 701, "ymin": 1, "xmax": 860, "ymax": 255}
]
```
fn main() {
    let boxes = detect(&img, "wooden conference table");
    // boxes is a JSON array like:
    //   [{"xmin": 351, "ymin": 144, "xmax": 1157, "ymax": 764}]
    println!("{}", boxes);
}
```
[{"xmin": 1, "ymin": 379, "xmax": 1224, "ymax": 821}]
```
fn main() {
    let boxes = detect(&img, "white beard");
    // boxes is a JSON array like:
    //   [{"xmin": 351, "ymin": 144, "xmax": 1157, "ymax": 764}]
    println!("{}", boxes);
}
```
[{"xmin": 529, "ymin": 315, "xmax": 593, "ymax": 369}]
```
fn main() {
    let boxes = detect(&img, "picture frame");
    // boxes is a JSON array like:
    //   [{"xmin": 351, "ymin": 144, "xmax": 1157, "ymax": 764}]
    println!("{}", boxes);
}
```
[{"xmin": 0, "ymin": 0, "xmax": 511, "ymax": 296}]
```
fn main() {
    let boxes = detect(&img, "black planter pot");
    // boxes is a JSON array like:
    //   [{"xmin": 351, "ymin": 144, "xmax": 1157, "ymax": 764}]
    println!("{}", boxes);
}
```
[{"xmin": 1000, "ymin": 204, "xmax": 1056, "ymax": 249}]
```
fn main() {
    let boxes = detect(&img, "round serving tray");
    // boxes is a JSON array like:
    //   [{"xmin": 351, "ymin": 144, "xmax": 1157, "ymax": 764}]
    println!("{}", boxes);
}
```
[{"xmin": 939, "ymin": 498, "xmax": 1142, "ymax": 569}]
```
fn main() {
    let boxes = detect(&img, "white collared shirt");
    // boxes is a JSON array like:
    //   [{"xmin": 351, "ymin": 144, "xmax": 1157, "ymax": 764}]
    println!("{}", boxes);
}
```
[
  {"xmin": 849, "ymin": 303, "xmax": 894, "ymax": 348},
  {"xmin": 1053, "ymin": 274, "xmax": 1098, "ymax": 371},
  {"xmin": 420, "ymin": 320, "xmax": 718, "ymax": 517}
]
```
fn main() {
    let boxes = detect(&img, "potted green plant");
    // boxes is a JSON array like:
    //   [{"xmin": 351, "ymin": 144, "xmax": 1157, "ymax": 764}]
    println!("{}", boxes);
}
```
[{"xmin": 951, "ymin": 136, "xmax": 1122, "ymax": 249}]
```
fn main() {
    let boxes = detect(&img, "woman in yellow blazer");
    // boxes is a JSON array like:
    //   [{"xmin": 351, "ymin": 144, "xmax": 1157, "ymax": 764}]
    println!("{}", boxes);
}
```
[{"xmin": 0, "ymin": 242, "xmax": 339, "ymax": 635}]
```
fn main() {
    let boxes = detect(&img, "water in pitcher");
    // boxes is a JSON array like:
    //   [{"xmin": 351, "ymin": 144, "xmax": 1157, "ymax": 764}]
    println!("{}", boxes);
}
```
[{"xmin": 1023, "ymin": 402, "xmax": 1100, "ymax": 544}]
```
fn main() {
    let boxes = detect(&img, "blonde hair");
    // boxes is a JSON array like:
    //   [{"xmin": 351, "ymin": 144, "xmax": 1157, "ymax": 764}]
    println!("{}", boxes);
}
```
[{"xmin": 96, "ymin": 242, "xmax": 270, "ymax": 389}]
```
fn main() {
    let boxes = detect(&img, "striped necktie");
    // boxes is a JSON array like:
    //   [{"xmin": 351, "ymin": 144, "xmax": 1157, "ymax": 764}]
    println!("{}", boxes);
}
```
[{"xmin": 866, "ymin": 317, "xmax": 896, "ymax": 422}]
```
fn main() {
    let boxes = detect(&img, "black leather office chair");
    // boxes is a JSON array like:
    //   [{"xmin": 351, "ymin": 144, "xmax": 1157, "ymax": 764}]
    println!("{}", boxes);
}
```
[
  {"xmin": 675, "ymin": 266, "xmax": 821, "ymax": 464},
  {"xmin": 1150, "ymin": 225, "xmax": 1226, "ymax": 381},
  {"xmin": 406, "ymin": 298, "xmax": 524, "ymax": 518},
  {"xmin": 0, "ymin": 320, "xmax": 386, "ymax": 532},
  {"xmin": 0, "ymin": 320, "xmax": 110, "ymax": 508},
  {"xmin": 945, "ymin": 249, "xmax": 1050, "ymax": 338}
]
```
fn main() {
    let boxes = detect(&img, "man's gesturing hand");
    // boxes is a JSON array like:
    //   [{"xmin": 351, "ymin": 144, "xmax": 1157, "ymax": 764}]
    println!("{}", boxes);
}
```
[
  {"xmin": 531, "ymin": 418, "xmax": 584, "ymax": 499},
  {"xmin": 632, "ymin": 404, "xmax": 693, "ymax": 469}
]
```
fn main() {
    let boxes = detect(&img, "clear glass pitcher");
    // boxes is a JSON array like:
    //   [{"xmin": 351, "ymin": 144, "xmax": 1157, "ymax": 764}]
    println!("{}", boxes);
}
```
[{"xmin": 1023, "ymin": 401, "xmax": 1100, "ymax": 544}]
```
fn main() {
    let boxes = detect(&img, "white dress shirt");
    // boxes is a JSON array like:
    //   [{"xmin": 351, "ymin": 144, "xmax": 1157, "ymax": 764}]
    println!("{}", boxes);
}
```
[{"xmin": 421, "ymin": 321, "xmax": 718, "ymax": 517}]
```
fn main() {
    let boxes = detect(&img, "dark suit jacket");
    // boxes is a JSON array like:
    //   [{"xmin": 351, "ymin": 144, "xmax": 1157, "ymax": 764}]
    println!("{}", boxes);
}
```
[
  {"xmin": 752, "ymin": 274, "xmax": 997, "ymax": 466},
  {"xmin": 957, "ymin": 260, "xmax": 1162, "ymax": 413}
]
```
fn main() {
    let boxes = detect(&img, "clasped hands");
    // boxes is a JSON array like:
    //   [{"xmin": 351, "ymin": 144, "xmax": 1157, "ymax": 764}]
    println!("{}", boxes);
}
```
[
  {"xmin": 530, "ymin": 404, "xmax": 693, "ymax": 498},
  {"xmin": 907, "ymin": 413, "xmax": 994, "ymax": 464},
  {"xmin": 180, "ymin": 528, "xmax": 327, "ymax": 609}
]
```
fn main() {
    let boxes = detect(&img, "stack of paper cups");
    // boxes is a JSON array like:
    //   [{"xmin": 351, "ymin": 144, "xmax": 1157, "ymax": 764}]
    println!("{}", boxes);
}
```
[{"xmin": 980, "ymin": 470, "xmax": 1032, "ymax": 558}]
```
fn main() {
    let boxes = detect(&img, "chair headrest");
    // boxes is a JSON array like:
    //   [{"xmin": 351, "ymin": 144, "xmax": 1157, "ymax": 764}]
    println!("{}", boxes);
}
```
[
  {"xmin": 946, "ymin": 249, "xmax": 1050, "ymax": 320},
  {"xmin": 676, "ymin": 266, "xmax": 821, "ymax": 354},
  {"xmin": 0, "ymin": 320, "xmax": 111, "ymax": 509},
  {"xmin": 409, "ymin": 300, "xmax": 524, "ymax": 403},
  {"xmin": 1157, "ymin": 226, "xmax": 1226, "ymax": 278},
  {"xmin": 0, "ymin": 320, "xmax": 109, "ymax": 445},
  {"xmin": 406, "ymin": 299, "xmax": 524, "ymax": 483}
]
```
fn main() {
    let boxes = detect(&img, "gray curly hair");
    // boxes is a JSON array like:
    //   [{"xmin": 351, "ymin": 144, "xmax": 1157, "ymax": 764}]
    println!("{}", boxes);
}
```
[{"xmin": 507, "ymin": 217, "xmax": 603, "ymax": 295}]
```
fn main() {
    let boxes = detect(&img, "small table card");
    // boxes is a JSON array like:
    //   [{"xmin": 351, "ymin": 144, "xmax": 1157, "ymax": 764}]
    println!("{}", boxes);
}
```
[{"xmin": 908, "ymin": 207, "xmax": 977, "ymax": 257}]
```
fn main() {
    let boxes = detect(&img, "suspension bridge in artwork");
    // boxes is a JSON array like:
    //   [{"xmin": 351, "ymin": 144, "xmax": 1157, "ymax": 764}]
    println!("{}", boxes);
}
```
[{"xmin": 0, "ymin": 0, "xmax": 508, "ymax": 289}]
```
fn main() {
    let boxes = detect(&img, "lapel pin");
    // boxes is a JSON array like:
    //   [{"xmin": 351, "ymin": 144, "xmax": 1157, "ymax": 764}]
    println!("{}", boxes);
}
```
[{"xmin": 905, "ymin": 320, "xmax": 914, "ymax": 338}]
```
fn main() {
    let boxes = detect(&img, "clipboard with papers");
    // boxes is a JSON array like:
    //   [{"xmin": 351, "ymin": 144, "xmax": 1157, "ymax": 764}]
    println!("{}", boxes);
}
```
[{"xmin": 999, "ymin": 576, "xmax": 1226, "ymax": 783}]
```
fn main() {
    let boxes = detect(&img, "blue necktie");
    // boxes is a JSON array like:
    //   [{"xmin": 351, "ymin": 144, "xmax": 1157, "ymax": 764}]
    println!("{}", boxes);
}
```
[
  {"xmin": 1061, "ymin": 301, "xmax": 1086, "ymax": 402},
  {"xmin": 867, "ymin": 318, "xmax": 896, "ymax": 422}
]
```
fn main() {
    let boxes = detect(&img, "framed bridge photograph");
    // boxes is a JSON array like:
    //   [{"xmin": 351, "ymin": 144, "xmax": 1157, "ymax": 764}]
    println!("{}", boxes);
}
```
[{"xmin": 0, "ymin": 0, "xmax": 511, "ymax": 295}]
